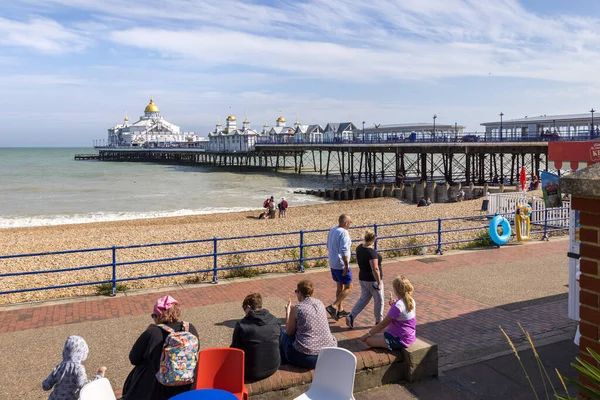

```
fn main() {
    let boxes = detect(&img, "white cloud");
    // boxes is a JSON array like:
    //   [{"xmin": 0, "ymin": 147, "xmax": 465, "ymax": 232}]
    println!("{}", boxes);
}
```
[{"xmin": 0, "ymin": 16, "xmax": 89, "ymax": 53}]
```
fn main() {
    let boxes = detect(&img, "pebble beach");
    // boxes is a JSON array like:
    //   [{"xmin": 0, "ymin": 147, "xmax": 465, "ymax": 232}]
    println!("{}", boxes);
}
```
[{"xmin": 0, "ymin": 192, "xmax": 551, "ymax": 305}]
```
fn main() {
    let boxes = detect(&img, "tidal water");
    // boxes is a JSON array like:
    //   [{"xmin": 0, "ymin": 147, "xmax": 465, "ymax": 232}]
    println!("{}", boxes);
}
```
[{"xmin": 0, "ymin": 148, "xmax": 332, "ymax": 228}]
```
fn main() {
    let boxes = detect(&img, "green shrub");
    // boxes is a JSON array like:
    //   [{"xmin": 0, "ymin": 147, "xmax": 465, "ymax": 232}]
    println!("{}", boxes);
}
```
[
  {"xmin": 183, "ymin": 273, "xmax": 209, "ymax": 284},
  {"xmin": 96, "ymin": 283, "xmax": 128, "ymax": 296},
  {"xmin": 224, "ymin": 267, "xmax": 261, "ymax": 279},
  {"xmin": 381, "ymin": 238, "xmax": 404, "ymax": 258},
  {"xmin": 222, "ymin": 253, "xmax": 261, "ymax": 279},
  {"xmin": 462, "ymin": 230, "xmax": 496, "ymax": 249},
  {"xmin": 311, "ymin": 247, "xmax": 328, "ymax": 268},
  {"xmin": 404, "ymin": 236, "xmax": 424, "ymax": 256}
]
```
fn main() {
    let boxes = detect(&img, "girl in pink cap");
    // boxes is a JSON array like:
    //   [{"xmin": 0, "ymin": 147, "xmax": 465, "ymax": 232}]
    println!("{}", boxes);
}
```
[{"xmin": 122, "ymin": 295, "xmax": 199, "ymax": 400}]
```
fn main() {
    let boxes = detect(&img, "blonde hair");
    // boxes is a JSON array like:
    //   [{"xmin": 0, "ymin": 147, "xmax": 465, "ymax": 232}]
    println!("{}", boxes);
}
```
[
  {"xmin": 364, "ymin": 230, "xmax": 376, "ymax": 244},
  {"xmin": 392, "ymin": 275, "xmax": 415, "ymax": 312}
]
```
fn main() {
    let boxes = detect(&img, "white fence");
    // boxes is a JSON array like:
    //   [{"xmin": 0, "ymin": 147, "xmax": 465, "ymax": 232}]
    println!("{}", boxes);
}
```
[{"xmin": 486, "ymin": 192, "xmax": 570, "ymax": 228}]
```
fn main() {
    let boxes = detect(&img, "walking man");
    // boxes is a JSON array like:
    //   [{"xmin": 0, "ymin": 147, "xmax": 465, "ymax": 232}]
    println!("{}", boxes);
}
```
[{"xmin": 326, "ymin": 214, "xmax": 353, "ymax": 321}]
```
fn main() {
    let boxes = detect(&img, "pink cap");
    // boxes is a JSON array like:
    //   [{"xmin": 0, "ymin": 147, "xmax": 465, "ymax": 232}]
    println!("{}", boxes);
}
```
[{"xmin": 153, "ymin": 295, "xmax": 179, "ymax": 316}]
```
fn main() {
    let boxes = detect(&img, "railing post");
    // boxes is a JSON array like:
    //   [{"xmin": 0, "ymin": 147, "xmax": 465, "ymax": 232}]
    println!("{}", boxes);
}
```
[
  {"xmin": 436, "ymin": 218, "xmax": 443, "ymax": 255},
  {"xmin": 212, "ymin": 237, "xmax": 219, "ymax": 283},
  {"xmin": 541, "ymin": 208, "xmax": 549, "ymax": 241},
  {"xmin": 111, "ymin": 246, "xmax": 117, "ymax": 296},
  {"xmin": 298, "ymin": 230, "xmax": 305, "ymax": 273},
  {"xmin": 373, "ymin": 224, "xmax": 378, "ymax": 251}
]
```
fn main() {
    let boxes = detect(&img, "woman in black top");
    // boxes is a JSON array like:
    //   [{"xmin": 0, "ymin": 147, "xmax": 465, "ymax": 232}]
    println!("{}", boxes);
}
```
[
  {"xmin": 122, "ymin": 295, "xmax": 199, "ymax": 400},
  {"xmin": 344, "ymin": 231, "xmax": 383, "ymax": 329}
]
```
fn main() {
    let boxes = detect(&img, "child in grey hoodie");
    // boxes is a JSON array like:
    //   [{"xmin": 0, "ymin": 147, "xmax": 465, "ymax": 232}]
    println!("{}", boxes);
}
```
[{"xmin": 43, "ymin": 335, "xmax": 107, "ymax": 400}]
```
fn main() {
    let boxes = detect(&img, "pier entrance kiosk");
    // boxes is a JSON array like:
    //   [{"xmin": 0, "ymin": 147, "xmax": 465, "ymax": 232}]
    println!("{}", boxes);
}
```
[{"xmin": 549, "ymin": 141, "xmax": 600, "ymax": 344}]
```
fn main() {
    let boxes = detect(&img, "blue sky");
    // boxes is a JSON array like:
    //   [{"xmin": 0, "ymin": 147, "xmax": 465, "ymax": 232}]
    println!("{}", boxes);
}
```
[{"xmin": 1, "ymin": 0, "xmax": 600, "ymax": 146}]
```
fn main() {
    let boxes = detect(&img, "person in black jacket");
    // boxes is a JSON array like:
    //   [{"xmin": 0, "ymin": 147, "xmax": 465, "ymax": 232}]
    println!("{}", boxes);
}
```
[
  {"xmin": 231, "ymin": 293, "xmax": 281, "ymax": 382},
  {"xmin": 122, "ymin": 295, "xmax": 199, "ymax": 400}
]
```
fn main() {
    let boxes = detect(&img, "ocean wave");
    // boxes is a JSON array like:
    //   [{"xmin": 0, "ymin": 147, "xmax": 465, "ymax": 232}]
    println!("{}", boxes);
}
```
[{"xmin": 0, "ymin": 207, "xmax": 264, "ymax": 229}]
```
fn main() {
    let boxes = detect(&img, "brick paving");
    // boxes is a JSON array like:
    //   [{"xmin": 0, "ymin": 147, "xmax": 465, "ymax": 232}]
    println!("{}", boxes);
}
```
[{"xmin": 0, "ymin": 238, "xmax": 575, "ymax": 371}]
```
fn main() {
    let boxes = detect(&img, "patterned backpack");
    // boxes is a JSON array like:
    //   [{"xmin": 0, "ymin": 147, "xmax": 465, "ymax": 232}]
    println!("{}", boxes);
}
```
[{"xmin": 155, "ymin": 322, "xmax": 199, "ymax": 386}]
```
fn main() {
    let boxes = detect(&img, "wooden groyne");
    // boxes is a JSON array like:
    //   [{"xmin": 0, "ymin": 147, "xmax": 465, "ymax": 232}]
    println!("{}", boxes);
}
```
[
  {"xmin": 74, "ymin": 154, "xmax": 99, "ymax": 160},
  {"xmin": 296, "ymin": 182, "xmax": 521, "ymax": 204}
]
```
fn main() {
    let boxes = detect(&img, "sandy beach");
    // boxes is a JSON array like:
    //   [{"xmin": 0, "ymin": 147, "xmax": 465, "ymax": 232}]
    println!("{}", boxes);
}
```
[{"xmin": 0, "ymin": 192, "xmax": 556, "ymax": 305}]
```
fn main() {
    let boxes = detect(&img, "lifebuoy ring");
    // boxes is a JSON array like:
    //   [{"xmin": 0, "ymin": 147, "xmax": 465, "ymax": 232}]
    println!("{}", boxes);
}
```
[{"xmin": 489, "ymin": 215, "xmax": 511, "ymax": 245}]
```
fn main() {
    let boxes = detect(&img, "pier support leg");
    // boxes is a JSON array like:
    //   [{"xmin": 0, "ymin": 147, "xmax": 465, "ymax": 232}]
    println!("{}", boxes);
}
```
[
  {"xmin": 420, "ymin": 153, "xmax": 427, "ymax": 182},
  {"xmin": 465, "ymin": 151, "xmax": 471, "ymax": 184}
]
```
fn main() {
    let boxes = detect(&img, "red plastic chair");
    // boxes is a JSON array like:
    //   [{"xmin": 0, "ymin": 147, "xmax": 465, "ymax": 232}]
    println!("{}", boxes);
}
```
[{"xmin": 195, "ymin": 348, "xmax": 249, "ymax": 400}]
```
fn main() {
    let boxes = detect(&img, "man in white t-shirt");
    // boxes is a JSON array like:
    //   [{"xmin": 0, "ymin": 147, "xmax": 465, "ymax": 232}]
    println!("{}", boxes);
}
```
[{"xmin": 325, "ymin": 214, "xmax": 353, "ymax": 321}]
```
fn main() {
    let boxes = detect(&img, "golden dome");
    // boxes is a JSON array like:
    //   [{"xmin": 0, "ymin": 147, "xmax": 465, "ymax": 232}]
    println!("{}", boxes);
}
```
[
  {"xmin": 263, "ymin": 123, "xmax": 269, "ymax": 127},
  {"xmin": 227, "ymin": 115, "xmax": 236, "ymax": 121},
  {"xmin": 144, "ymin": 98, "xmax": 159, "ymax": 113},
  {"xmin": 277, "ymin": 116, "xmax": 286, "ymax": 123},
  {"xmin": 124, "ymin": 117, "xmax": 129, "ymax": 121},
  {"xmin": 216, "ymin": 122, "xmax": 222, "ymax": 126},
  {"xmin": 243, "ymin": 118, "xmax": 250, "ymax": 124}
]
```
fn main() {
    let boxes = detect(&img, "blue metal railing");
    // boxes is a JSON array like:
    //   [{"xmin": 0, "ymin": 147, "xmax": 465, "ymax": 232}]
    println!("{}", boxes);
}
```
[{"xmin": 0, "ymin": 209, "xmax": 569, "ymax": 297}]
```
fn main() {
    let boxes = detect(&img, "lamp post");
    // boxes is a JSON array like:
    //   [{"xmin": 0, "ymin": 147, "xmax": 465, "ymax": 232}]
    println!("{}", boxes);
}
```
[
  {"xmin": 454, "ymin": 122, "xmax": 458, "ymax": 142},
  {"xmin": 433, "ymin": 114, "xmax": 437, "ymax": 141},
  {"xmin": 362, "ymin": 121, "xmax": 365, "ymax": 141},
  {"xmin": 499, "ymin": 112, "xmax": 504, "ymax": 141},
  {"xmin": 591, "ymin": 108, "xmax": 596, "ymax": 139}
]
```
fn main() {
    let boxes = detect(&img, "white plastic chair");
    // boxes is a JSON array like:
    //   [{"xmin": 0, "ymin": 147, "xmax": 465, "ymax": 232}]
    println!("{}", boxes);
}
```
[
  {"xmin": 294, "ymin": 347, "xmax": 357, "ymax": 400},
  {"xmin": 80, "ymin": 377, "xmax": 117, "ymax": 400}
]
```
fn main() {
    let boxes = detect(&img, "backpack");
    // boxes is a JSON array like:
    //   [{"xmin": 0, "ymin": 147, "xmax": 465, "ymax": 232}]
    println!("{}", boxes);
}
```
[
  {"xmin": 263, "ymin": 199, "xmax": 270, "ymax": 208},
  {"xmin": 155, "ymin": 322, "xmax": 199, "ymax": 386}
]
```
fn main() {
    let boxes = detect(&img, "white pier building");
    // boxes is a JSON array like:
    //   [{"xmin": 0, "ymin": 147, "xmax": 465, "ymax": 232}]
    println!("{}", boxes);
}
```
[
  {"xmin": 107, "ymin": 98, "xmax": 205, "ymax": 147},
  {"xmin": 207, "ymin": 114, "xmax": 260, "ymax": 152}
]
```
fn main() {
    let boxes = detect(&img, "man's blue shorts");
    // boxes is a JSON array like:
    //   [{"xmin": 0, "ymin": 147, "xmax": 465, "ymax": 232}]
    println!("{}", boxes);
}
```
[{"xmin": 330, "ymin": 268, "xmax": 352, "ymax": 285}]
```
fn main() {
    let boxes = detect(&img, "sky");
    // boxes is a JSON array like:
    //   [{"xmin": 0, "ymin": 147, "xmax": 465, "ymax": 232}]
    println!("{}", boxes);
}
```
[{"xmin": 1, "ymin": 0, "xmax": 600, "ymax": 146}]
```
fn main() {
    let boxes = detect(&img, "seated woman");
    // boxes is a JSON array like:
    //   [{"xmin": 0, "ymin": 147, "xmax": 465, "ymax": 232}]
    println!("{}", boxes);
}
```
[
  {"xmin": 231, "ymin": 293, "xmax": 281, "ymax": 383},
  {"xmin": 281, "ymin": 280, "xmax": 337, "ymax": 369},
  {"xmin": 360, "ymin": 275, "xmax": 416, "ymax": 351},
  {"xmin": 122, "ymin": 295, "xmax": 199, "ymax": 400}
]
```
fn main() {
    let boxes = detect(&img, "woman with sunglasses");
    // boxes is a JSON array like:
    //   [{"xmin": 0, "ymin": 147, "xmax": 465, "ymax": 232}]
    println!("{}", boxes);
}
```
[
  {"xmin": 122, "ymin": 295, "xmax": 199, "ymax": 400},
  {"xmin": 280, "ymin": 280, "xmax": 337, "ymax": 369}
]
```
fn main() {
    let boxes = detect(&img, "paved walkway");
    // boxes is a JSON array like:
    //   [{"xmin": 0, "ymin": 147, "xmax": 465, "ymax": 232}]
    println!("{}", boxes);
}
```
[{"xmin": 0, "ymin": 238, "xmax": 576, "ymax": 399}]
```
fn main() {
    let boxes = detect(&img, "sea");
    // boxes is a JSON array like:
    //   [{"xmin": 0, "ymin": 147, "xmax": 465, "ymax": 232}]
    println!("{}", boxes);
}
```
[{"xmin": 0, "ymin": 148, "xmax": 334, "ymax": 229}]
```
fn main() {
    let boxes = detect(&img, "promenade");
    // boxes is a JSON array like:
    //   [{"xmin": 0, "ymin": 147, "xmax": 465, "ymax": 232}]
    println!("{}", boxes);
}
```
[{"xmin": 0, "ymin": 238, "xmax": 576, "ymax": 399}]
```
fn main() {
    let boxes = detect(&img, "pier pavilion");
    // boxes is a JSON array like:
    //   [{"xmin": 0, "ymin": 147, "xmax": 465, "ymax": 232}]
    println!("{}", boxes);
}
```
[
  {"xmin": 360, "ymin": 123, "xmax": 466, "ymax": 142},
  {"xmin": 107, "ymin": 98, "xmax": 203, "ymax": 147},
  {"xmin": 481, "ymin": 113, "xmax": 600, "ymax": 140}
]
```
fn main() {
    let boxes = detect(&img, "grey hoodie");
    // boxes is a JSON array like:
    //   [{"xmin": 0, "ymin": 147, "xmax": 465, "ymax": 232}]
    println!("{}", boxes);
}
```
[{"xmin": 42, "ymin": 336, "xmax": 101, "ymax": 400}]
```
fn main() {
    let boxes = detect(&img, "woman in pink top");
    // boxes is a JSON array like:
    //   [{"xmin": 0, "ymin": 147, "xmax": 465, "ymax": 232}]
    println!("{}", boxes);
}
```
[{"xmin": 360, "ymin": 275, "xmax": 416, "ymax": 350}]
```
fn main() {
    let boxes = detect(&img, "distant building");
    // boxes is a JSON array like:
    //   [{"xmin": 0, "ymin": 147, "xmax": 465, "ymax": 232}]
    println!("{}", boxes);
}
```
[
  {"xmin": 294, "ymin": 123, "xmax": 324, "ymax": 143},
  {"xmin": 481, "ymin": 113, "xmax": 599, "ymax": 139},
  {"xmin": 207, "ymin": 114, "xmax": 260, "ymax": 152},
  {"xmin": 361, "ymin": 123, "xmax": 465, "ymax": 142},
  {"xmin": 266, "ymin": 115, "xmax": 296, "ymax": 143},
  {"xmin": 107, "ymin": 98, "xmax": 203, "ymax": 147},
  {"xmin": 323, "ymin": 122, "xmax": 358, "ymax": 142}
]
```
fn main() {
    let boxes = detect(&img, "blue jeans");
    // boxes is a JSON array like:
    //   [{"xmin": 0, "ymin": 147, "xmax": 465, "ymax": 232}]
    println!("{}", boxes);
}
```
[{"xmin": 279, "ymin": 332, "xmax": 318, "ymax": 369}]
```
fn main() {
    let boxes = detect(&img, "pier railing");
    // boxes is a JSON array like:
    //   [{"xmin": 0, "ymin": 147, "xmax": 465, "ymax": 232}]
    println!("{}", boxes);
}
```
[
  {"xmin": 255, "ymin": 133, "xmax": 594, "ymax": 145},
  {"xmin": 0, "ymin": 210, "xmax": 569, "ymax": 298}
]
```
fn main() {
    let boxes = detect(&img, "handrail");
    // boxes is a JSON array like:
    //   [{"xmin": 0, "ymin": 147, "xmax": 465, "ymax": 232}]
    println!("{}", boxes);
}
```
[{"xmin": 0, "ymin": 208, "xmax": 570, "ymax": 297}]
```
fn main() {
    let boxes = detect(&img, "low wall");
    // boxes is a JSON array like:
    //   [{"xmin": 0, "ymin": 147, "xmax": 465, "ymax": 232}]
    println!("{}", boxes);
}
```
[{"xmin": 249, "ymin": 337, "xmax": 438, "ymax": 399}]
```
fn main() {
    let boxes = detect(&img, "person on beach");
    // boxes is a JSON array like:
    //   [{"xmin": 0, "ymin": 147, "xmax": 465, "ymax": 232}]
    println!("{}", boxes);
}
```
[
  {"xmin": 326, "ymin": 214, "xmax": 353, "ymax": 321},
  {"xmin": 360, "ymin": 275, "xmax": 416, "ymax": 351},
  {"xmin": 231, "ymin": 293, "xmax": 281, "ymax": 383},
  {"xmin": 122, "ymin": 295, "xmax": 199, "ymax": 400},
  {"xmin": 278, "ymin": 197, "xmax": 288, "ymax": 218},
  {"xmin": 280, "ymin": 280, "xmax": 337, "ymax": 369},
  {"xmin": 345, "ymin": 230, "xmax": 383, "ymax": 329},
  {"xmin": 417, "ymin": 197, "xmax": 427, "ymax": 207},
  {"xmin": 43, "ymin": 335, "xmax": 106, "ymax": 400},
  {"xmin": 268, "ymin": 198, "xmax": 277, "ymax": 219},
  {"xmin": 426, "ymin": 197, "xmax": 432, "ymax": 206}
]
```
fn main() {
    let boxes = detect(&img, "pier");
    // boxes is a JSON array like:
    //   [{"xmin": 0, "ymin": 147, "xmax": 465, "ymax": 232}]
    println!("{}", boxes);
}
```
[{"xmin": 94, "ymin": 140, "xmax": 553, "ymax": 185}]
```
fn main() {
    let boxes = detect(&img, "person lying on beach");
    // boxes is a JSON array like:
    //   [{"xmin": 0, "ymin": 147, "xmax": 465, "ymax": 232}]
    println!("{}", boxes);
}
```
[{"xmin": 417, "ymin": 197, "xmax": 427, "ymax": 207}]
